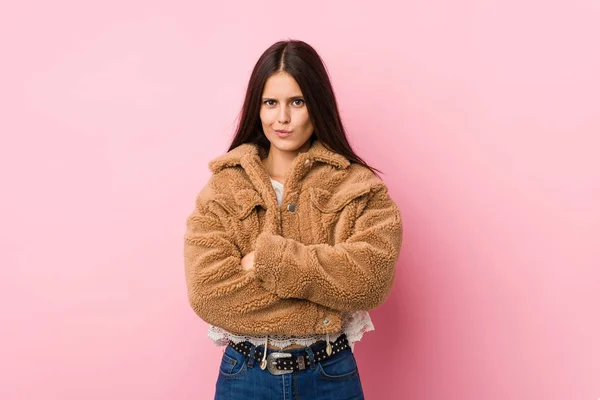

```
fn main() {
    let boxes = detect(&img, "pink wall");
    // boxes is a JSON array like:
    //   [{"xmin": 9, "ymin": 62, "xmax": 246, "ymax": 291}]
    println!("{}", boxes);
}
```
[{"xmin": 1, "ymin": 1, "xmax": 598, "ymax": 399}]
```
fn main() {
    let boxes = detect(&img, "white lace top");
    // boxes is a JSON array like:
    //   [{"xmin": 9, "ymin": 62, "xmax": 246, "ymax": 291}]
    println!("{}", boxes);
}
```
[{"xmin": 207, "ymin": 178, "xmax": 375, "ymax": 350}]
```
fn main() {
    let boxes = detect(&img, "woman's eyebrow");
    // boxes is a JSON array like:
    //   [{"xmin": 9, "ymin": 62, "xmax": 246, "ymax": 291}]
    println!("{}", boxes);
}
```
[{"xmin": 261, "ymin": 95, "xmax": 304, "ymax": 100}]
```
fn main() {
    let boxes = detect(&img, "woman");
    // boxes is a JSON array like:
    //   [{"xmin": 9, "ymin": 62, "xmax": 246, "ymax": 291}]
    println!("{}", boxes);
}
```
[{"xmin": 184, "ymin": 39, "xmax": 403, "ymax": 399}]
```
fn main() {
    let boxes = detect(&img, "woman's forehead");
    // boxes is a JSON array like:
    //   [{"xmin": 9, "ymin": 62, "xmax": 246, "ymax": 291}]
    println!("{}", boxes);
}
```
[{"xmin": 262, "ymin": 72, "xmax": 303, "ymax": 97}]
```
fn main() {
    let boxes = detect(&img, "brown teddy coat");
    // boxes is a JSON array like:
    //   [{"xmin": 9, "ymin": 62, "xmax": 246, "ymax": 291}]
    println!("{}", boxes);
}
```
[{"xmin": 184, "ymin": 139, "xmax": 403, "ymax": 336}]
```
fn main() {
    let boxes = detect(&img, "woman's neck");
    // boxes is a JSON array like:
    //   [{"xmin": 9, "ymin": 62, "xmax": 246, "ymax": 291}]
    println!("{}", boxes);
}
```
[
  {"xmin": 261, "ymin": 150, "xmax": 293, "ymax": 183},
  {"xmin": 261, "ymin": 141, "xmax": 312, "ymax": 183}
]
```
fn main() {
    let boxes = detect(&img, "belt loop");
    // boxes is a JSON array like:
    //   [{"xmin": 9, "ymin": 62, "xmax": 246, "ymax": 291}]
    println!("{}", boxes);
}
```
[
  {"xmin": 247, "ymin": 343, "xmax": 256, "ymax": 368},
  {"xmin": 304, "ymin": 346, "xmax": 317, "ymax": 370}
]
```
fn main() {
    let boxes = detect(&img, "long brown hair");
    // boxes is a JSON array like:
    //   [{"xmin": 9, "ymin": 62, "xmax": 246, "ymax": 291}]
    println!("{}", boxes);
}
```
[{"xmin": 227, "ymin": 39, "xmax": 382, "ymax": 178}]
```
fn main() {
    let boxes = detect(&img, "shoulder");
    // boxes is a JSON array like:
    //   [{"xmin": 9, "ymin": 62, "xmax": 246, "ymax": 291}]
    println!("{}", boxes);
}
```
[
  {"xmin": 193, "ymin": 176, "xmax": 218, "ymax": 215},
  {"xmin": 195, "ymin": 173, "xmax": 236, "ymax": 204},
  {"xmin": 346, "ymin": 162, "xmax": 385, "ymax": 186},
  {"xmin": 196, "ymin": 176, "xmax": 215, "ymax": 201}
]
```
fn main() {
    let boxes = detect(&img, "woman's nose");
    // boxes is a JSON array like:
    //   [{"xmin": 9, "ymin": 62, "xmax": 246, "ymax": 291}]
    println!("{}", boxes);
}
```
[{"xmin": 278, "ymin": 106, "xmax": 290, "ymax": 124}]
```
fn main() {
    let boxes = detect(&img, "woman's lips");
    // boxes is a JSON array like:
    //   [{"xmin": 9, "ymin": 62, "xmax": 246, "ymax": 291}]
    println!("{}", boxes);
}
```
[{"xmin": 274, "ymin": 129, "xmax": 292, "ymax": 138}]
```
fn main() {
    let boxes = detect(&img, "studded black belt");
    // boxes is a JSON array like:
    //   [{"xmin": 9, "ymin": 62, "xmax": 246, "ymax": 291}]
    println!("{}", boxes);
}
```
[{"xmin": 228, "ymin": 334, "xmax": 350, "ymax": 375}]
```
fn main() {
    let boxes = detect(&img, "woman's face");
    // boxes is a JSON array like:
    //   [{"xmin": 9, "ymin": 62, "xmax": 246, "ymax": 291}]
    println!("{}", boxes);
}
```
[{"xmin": 260, "ymin": 71, "xmax": 314, "ymax": 154}]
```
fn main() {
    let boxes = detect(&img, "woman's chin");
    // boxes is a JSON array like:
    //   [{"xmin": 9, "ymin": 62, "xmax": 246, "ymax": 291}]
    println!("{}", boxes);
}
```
[{"xmin": 269, "ymin": 138, "xmax": 310, "ymax": 153}]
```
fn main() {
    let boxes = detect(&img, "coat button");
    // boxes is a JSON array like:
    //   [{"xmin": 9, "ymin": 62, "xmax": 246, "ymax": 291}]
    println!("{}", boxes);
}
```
[
  {"xmin": 323, "ymin": 318, "xmax": 330, "ymax": 325},
  {"xmin": 287, "ymin": 203, "xmax": 296, "ymax": 212}
]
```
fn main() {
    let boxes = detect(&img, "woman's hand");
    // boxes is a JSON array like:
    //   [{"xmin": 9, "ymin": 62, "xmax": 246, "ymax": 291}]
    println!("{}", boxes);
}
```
[{"xmin": 241, "ymin": 251, "xmax": 255, "ymax": 272}]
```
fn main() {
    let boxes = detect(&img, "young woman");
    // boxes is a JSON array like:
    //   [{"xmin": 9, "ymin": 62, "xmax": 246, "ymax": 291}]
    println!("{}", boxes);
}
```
[{"xmin": 184, "ymin": 39, "xmax": 403, "ymax": 399}]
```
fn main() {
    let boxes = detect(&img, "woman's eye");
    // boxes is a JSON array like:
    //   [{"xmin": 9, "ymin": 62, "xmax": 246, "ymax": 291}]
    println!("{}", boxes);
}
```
[{"xmin": 263, "ymin": 99, "xmax": 304, "ymax": 106}]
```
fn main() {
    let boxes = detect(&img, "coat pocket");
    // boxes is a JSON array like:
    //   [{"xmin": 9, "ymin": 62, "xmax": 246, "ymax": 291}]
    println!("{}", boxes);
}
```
[
  {"xmin": 308, "ymin": 184, "xmax": 373, "ymax": 244},
  {"xmin": 213, "ymin": 189, "xmax": 266, "ymax": 220},
  {"xmin": 309, "ymin": 184, "xmax": 372, "ymax": 214},
  {"xmin": 213, "ymin": 189, "xmax": 266, "ymax": 255}
]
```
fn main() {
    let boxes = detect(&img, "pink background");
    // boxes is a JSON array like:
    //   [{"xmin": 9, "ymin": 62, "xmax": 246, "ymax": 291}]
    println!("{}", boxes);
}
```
[{"xmin": 1, "ymin": 1, "xmax": 599, "ymax": 399}]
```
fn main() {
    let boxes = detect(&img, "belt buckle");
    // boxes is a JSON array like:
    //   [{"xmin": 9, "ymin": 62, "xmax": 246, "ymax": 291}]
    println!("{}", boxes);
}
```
[{"xmin": 266, "ymin": 352, "xmax": 293, "ymax": 375}]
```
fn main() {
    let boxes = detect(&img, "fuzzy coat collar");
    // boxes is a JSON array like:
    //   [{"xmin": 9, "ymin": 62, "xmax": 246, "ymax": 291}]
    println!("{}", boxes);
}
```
[{"xmin": 208, "ymin": 139, "xmax": 350, "ymax": 174}]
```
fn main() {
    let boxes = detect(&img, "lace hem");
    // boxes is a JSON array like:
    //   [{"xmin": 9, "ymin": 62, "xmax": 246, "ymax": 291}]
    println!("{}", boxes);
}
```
[{"xmin": 207, "ymin": 310, "xmax": 375, "ymax": 351}]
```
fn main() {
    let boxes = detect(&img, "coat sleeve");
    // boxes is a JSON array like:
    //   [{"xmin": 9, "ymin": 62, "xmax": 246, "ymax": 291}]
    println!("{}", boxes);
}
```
[
  {"xmin": 184, "ymin": 184, "xmax": 343, "ymax": 336},
  {"xmin": 253, "ymin": 186, "xmax": 403, "ymax": 312}
]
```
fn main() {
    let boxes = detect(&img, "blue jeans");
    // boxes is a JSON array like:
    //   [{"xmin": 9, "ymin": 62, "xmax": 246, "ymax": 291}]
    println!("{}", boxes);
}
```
[{"xmin": 214, "ymin": 340, "xmax": 365, "ymax": 399}]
